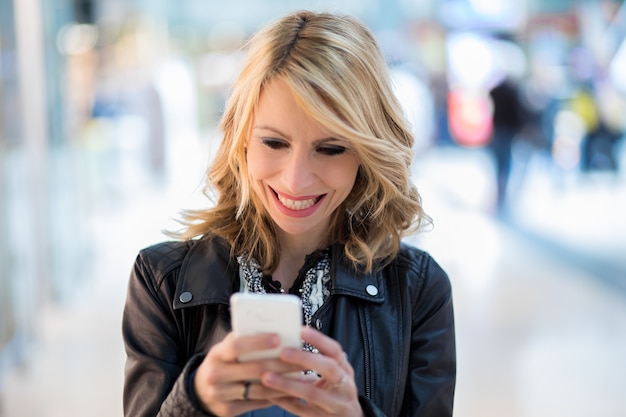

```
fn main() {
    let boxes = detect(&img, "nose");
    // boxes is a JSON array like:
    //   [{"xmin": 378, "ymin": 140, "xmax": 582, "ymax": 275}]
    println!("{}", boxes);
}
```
[{"xmin": 280, "ymin": 147, "xmax": 315, "ymax": 193}]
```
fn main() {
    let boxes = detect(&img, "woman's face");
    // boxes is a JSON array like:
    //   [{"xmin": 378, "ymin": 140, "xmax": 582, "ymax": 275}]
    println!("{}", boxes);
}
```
[{"xmin": 246, "ymin": 78, "xmax": 359, "ymax": 243}]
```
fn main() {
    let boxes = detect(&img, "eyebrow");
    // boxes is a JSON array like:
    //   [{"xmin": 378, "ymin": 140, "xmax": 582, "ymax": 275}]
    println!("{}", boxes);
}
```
[{"xmin": 253, "ymin": 125, "xmax": 342, "ymax": 145}]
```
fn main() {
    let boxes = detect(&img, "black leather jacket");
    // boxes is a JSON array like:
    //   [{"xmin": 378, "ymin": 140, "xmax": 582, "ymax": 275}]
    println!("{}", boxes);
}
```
[{"xmin": 122, "ymin": 236, "xmax": 456, "ymax": 416}]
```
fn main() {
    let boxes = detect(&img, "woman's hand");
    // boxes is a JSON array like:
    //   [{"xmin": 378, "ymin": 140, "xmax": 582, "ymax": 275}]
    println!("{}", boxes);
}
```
[
  {"xmin": 261, "ymin": 326, "xmax": 365, "ymax": 417},
  {"xmin": 194, "ymin": 327, "xmax": 364, "ymax": 417},
  {"xmin": 193, "ymin": 332, "xmax": 301, "ymax": 417}
]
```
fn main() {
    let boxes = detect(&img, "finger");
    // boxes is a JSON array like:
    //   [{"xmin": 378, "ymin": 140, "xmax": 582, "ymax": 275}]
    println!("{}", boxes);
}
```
[
  {"xmin": 280, "ymin": 348, "xmax": 343, "ymax": 382},
  {"xmin": 280, "ymin": 347, "xmax": 351, "ymax": 385},
  {"xmin": 192, "ymin": 380, "xmax": 241, "ymax": 409},
  {"xmin": 241, "ymin": 382, "xmax": 251, "ymax": 401},
  {"xmin": 214, "ymin": 332, "xmax": 282, "ymax": 363},
  {"xmin": 204, "ymin": 333, "xmax": 288, "ymax": 383},
  {"xmin": 262, "ymin": 372, "xmax": 351, "ymax": 415},
  {"xmin": 194, "ymin": 379, "xmax": 282, "ymax": 416},
  {"xmin": 243, "ymin": 381, "xmax": 297, "ymax": 401},
  {"xmin": 237, "ymin": 360, "xmax": 303, "ymax": 386},
  {"xmin": 312, "ymin": 371, "xmax": 350, "ymax": 392},
  {"xmin": 195, "ymin": 334, "xmax": 295, "ymax": 416},
  {"xmin": 301, "ymin": 327, "xmax": 347, "ymax": 363}
]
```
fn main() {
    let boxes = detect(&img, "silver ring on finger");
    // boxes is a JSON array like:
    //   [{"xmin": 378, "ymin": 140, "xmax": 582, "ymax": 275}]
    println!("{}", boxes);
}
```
[{"xmin": 240, "ymin": 381, "xmax": 251, "ymax": 401}]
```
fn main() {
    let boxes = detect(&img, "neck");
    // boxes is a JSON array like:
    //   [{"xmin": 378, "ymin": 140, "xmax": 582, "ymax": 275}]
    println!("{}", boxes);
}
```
[
  {"xmin": 273, "ymin": 230, "xmax": 327, "ymax": 288},
  {"xmin": 279, "ymin": 226, "xmax": 330, "ymax": 259}
]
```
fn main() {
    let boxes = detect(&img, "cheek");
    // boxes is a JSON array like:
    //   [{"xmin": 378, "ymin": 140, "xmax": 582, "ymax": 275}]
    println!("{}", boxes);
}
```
[
  {"xmin": 246, "ymin": 150, "xmax": 270, "ymax": 182},
  {"xmin": 328, "ymin": 161, "xmax": 360, "ymax": 194},
  {"xmin": 246, "ymin": 152, "xmax": 279, "ymax": 203}
]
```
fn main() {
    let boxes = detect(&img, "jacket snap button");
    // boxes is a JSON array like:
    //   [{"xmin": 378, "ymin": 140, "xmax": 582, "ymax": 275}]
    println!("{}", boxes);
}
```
[
  {"xmin": 179, "ymin": 291, "xmax": 193, "ymax": 303},
  {"xmin": 366, "ymin": 285, "xmax": 378, "ymax": 296},
  {"xmin": 315, "ymin": 319, "xmax": 323, "ymax": 330}
]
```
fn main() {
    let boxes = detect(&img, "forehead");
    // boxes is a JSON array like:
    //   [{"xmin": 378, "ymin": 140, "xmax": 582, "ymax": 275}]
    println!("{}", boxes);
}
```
[{"xmin": 254, "ymin": 78, "xmax": 335, "ymax": 140}]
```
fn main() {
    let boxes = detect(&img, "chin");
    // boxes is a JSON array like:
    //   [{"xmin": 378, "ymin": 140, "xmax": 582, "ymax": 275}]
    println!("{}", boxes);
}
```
[{"xmin": 273, "ymin": 217, "xmax": 326, "ymax": 238}]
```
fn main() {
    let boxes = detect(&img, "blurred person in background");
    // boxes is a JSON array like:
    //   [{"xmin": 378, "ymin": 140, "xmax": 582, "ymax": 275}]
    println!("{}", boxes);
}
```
[
  {"xmin": 578, "ymin": 76, "xmax": 625, "ymax": 172},
  {"xmin": 488, "ymin": 71, "xmax": 526, "ymax": 212},
  {"xmin": 122, "ymin": 10, "xmax": 455, "ymax": 417}
]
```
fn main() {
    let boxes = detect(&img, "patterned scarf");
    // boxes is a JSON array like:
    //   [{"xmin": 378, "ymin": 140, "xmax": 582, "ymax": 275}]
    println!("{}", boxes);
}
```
[{"xmin": 237, "ymin": 250, "xmax": 331, "ymax": 354}]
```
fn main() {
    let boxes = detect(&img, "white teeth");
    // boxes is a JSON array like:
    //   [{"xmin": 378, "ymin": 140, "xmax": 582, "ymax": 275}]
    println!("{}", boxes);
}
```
[{"xmin": 277, "ymin": 195, "xmax": 317, "ymax": 210}]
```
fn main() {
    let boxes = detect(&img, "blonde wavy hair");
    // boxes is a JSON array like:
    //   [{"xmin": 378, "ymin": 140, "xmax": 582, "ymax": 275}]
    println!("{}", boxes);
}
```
[{"xmin": 175, "ymin": 10, "xmax": 429, "ymax": 273}]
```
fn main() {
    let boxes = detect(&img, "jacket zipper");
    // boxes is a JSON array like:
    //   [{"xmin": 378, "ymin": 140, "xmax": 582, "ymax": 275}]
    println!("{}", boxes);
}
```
[{"xmin": 359, "ymin": 306, "xmax": 372, "ymax": 398}]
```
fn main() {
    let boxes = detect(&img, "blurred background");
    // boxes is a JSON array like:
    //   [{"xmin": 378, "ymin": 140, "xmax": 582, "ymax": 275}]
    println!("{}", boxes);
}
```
[{"xmin": 1, "ymin": 0, "xmax": 626, "ymax": 416}]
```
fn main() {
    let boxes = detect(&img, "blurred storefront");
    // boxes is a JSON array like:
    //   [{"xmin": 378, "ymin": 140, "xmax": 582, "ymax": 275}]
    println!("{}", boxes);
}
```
[
  {"xmin": 0, "ymin": 0, "xmax": 89, "ymax": 381},
  {"xmin": 0, "ymin": 0, "xmax": 19, "ymax": 381}
]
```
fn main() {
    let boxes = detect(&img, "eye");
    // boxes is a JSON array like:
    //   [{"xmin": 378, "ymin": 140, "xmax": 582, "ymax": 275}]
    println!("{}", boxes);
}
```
[
  {"xmin": 317, "ymin": 145, "xmax": 347, "ymax": 156},
  {"xmin": 261, "ymin": 138, "xmax": 288, "ymax": 150}
]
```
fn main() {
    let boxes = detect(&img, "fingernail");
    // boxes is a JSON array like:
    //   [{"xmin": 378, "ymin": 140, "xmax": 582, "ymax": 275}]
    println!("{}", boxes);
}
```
[
  {"xmin": 265, "ymin": 334, "xmax": 280, "ymax": 347},
  {"xmin": 282, "ymin": 347, "xmax": 296, "ymax": 358},
  {"xmin": 264, "ymin": 372, "xmax": 278, "ymax": 384}
]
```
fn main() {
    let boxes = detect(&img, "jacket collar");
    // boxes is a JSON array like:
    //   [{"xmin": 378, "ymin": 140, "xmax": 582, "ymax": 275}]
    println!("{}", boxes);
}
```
[
  {"xmin": 173, "ymin": 238, "xmax": 385, "ymax": 310},
  {"xmin": 329, "ymin": 242, "xmax": 385, "ymax": 304}
]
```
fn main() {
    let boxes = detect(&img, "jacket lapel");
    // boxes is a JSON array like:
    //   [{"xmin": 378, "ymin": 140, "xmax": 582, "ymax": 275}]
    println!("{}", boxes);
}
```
[
  {"xmin": 330, "ymin": 243, "xmax": 385, "ymax": 304},
  {"xmin": 173, "ymin": 238, "xmax": 385, "ymax": 310},
  {"xmin": 173, "ymin": 237, "xmax": 238, "ymax": 310}
]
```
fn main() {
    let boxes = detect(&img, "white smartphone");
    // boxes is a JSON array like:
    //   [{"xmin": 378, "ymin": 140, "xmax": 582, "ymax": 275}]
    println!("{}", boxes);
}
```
[{"xmin": 230, "ymin": 292, "xmax": 303, "ymax": 362}]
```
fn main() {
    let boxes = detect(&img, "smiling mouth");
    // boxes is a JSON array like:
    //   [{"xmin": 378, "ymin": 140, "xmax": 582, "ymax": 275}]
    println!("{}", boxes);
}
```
[{"xmin": 272, "ymin": 188, "xmax": 324, "ymax": 211}]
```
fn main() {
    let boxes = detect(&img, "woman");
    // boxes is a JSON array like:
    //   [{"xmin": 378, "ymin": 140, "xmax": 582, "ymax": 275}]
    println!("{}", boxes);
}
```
[{"xmin": 123, "ymin": 10, "xmax": 456, "ymax": 417}]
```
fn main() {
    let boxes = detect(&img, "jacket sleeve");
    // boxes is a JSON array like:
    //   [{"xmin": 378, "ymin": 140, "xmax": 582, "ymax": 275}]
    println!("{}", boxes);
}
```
[
  {"xmin": 122, "ymin": 245, "xmax": 214, "ymax": 417},
  {"xmin": 405, "ymin": 254, "xmax": 456, "ymax": 416}
]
